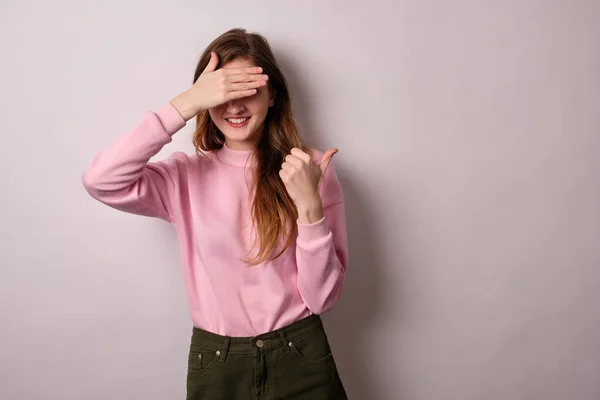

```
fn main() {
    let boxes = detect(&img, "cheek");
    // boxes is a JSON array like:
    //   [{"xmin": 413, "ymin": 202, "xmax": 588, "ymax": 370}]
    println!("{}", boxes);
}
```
[
  {"xmin": 208, "ymin": 106, "xmax": 225, "ymax": 124},
  {"xmin": 249, "ymin": 96, "xmax": 271, "ymax": 115}
]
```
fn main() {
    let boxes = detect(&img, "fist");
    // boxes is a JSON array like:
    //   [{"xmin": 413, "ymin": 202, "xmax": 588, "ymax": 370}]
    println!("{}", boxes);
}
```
[{"xmin": 279, "ymin": 147, "xmax": 338, "ymax": 210}]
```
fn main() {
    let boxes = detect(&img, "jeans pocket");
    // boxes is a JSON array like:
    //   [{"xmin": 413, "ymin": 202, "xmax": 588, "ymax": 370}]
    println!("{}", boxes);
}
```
[
  {"xmin": 187, "ymin": 344, "xmax": 219, "ymax": 376},
  {"xmin": 289, "ymin": 329, "xmax": 334, "ymax": 365}
]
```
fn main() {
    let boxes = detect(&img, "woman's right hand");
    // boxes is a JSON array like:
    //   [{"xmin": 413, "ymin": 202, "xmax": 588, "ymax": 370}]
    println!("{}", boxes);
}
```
[{"xmin": 170, "ymin": 52, "xmax": 269, "ymax": 121}]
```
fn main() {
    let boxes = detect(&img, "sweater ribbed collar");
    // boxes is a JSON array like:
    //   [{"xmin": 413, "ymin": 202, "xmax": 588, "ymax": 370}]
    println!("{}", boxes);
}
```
[{"xmin": 216, "ymin": 142, "xmax": 256, "ymax": 168}]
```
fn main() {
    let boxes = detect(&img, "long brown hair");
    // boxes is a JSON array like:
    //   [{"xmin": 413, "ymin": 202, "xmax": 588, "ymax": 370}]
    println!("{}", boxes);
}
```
[{"xmin": 192, "ymin": 28, "xmax": 311, "ymax": 265}]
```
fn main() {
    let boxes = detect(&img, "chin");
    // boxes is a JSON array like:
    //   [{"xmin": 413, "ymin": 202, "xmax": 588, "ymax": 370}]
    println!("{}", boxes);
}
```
[
  {"xmin": 223, "ymin": 129, "xmax": 250, "ymax": 140},
  {"xmin": 216, "ymin": 116, "xmax": 266, "ymax": 146},
  {"xmin": 223, "ymin": 130, "xmax": 261, "ymax": 146}
]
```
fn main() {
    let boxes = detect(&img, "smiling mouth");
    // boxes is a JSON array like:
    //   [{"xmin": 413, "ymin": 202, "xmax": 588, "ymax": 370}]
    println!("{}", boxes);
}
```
[{"xmin": 226, "ymin": 117, "xmax": 251, "ymax": 127}]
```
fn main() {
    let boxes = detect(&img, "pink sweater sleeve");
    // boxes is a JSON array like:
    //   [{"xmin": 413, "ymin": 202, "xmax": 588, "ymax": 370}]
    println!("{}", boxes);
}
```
[
  {"xmin": 295, "ymin": 161, "xmax": 349, "ymax": 314},
  {"xmin": 82, "ymin": 103, "xmax": 187, "ymax": 222}
]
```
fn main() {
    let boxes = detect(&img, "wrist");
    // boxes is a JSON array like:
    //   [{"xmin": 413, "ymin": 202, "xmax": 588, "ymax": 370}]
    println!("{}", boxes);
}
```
[
  {"xmin": 170, "ymin": 90, "xmax": 200, "ymax": 121},
  {"xmin": 297, "ymin": 198, "xmax": 324, "ymax": 224}
]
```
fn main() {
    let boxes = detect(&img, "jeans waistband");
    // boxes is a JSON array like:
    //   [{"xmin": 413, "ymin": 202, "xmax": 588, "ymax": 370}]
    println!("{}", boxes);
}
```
[{"xmin": 190, "ymin": 314, "xmax": 324, "ymax": 357}]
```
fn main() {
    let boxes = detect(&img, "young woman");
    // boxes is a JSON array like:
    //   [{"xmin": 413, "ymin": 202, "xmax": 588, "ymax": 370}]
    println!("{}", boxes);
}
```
[{"xmin": 82, "ymin": 28, "xmax": 348, "ymax": 399}]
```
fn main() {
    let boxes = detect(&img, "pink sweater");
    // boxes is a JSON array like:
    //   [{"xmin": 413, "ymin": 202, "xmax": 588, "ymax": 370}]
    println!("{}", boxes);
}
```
[{"xmin": 82, "ymin": 103, "xmax": 348, "ymax": 336}]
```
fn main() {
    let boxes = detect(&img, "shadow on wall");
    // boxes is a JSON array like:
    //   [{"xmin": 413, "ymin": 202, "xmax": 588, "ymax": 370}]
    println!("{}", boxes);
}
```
[{"xmin": 277, "ymin": 49, "xmax": 387, "ymax": 400}]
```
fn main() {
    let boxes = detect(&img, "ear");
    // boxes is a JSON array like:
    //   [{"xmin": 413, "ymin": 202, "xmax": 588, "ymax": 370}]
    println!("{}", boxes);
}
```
[{"xmin": 269, "ymin": 88, "xmax": 275, "ymax": 107}]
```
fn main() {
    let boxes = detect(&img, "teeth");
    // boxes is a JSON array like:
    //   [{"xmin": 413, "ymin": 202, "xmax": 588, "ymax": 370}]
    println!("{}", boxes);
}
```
[{"xmin": 227, "ymin": 117, "xmax": 249, "ymax": 124}]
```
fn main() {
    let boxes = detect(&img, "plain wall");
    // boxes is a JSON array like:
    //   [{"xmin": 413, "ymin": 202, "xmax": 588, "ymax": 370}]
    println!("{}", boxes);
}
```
[{"xmin": 1, "ymin": 1, "xmax": 599, "ymax": 399}]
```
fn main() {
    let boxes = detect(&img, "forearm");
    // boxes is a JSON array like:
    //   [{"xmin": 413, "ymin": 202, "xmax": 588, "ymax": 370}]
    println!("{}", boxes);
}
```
[
  {"xmin": 82, "ymin": 103, "xmax": 184, "ymax": 192},
  {"xmin": 295, "ymin": 202, "xmax": 348, "ymax": 314}
]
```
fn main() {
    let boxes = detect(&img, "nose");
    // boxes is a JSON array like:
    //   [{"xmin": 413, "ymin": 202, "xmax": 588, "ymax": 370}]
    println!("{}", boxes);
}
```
[{"xmin": 225, "ymin": 98, "xmax": 246, "ymax": 113}]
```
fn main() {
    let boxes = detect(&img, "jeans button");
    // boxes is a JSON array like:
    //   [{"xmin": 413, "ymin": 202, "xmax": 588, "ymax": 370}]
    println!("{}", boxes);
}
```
[{"xmin": 256, "ymin": 339, "xmax": 264, "ymax": 348}]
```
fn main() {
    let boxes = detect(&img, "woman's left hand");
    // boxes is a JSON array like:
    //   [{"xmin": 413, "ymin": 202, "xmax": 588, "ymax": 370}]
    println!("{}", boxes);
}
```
[{"xmin": 279, "ymin": 147, "xmax": 338, "ymax": 224}]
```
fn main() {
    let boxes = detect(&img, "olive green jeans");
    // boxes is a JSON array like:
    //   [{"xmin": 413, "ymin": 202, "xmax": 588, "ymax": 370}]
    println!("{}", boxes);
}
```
[{"xmin": 186, "ymin": 314, "xmax": 347, "ymax": 399}]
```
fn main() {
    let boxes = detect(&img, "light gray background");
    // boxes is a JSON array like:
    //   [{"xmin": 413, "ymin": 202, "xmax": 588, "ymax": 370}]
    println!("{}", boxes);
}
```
[{"xmin": 1, "ymin": 1, "xmax": 599, "ymax": 399}]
